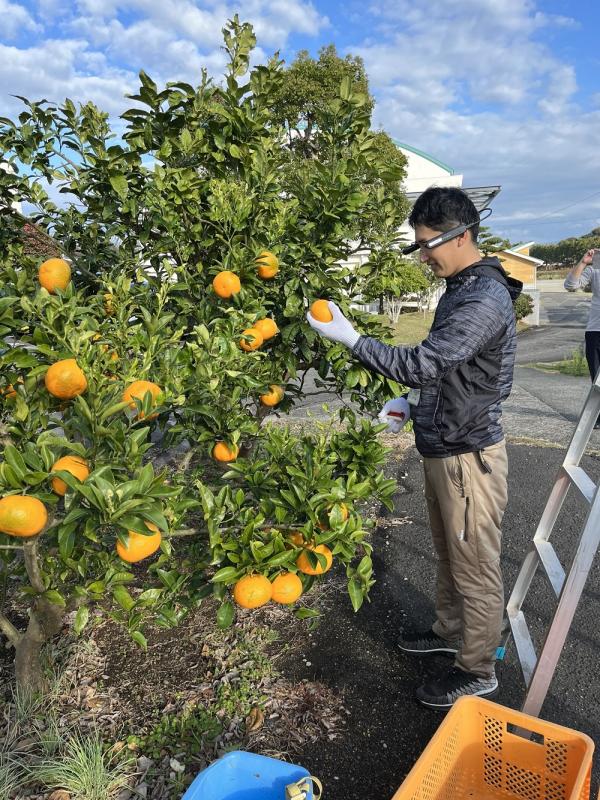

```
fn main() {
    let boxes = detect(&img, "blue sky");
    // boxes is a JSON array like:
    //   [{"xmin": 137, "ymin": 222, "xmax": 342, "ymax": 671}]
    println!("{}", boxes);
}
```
[{"xmin": 2, "ymin": 0, "xmax": 600, "ymax": 244}]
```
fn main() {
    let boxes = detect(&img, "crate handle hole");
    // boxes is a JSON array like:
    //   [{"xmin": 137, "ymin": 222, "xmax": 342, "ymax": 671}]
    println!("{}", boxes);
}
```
[{"xmin": 507, "ymin": 722, "xmax": 545, "ymax": 745}]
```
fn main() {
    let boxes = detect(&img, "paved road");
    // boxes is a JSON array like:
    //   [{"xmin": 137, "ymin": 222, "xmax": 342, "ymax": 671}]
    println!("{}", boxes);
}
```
[{"xmin": 505, "ymin": 292, "xmax": 597, "ymax": 443}]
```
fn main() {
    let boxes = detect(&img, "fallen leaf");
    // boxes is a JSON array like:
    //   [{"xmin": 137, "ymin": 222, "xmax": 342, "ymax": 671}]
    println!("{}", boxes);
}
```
[
  {"xmin": 245, "ymin": 706, "xmax": 265, "ymax": 732},
  {"xmin": 49, "ymin": 791, "xmax": 71, "ymax": 800}
]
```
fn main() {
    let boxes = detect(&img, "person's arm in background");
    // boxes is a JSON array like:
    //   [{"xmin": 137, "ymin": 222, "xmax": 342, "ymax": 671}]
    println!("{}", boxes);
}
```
[{"xmin": 564, "ymin": 249, "xmax": 596, "ymax": 291}]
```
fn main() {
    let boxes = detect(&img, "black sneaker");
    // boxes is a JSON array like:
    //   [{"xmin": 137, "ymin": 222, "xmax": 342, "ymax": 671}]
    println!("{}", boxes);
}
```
[
  {"xmin": 398, "ymin": 628, "xmax": 461, "ymax": 655},
  {"xmin": 415, "ymin": 666, "xmax": 499, "ymax": 709}
]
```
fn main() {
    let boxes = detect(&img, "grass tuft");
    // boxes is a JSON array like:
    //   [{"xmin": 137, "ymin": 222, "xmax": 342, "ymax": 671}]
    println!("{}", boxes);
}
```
[{"xmin": 28, "ymin": 729, "xmax": 134, "ymax": 800}]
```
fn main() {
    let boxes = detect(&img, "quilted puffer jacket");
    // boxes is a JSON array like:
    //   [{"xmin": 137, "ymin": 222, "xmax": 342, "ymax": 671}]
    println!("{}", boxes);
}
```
[{"xmin": 353, "ymin": 257, "xmax": 522, "ymax": 457}]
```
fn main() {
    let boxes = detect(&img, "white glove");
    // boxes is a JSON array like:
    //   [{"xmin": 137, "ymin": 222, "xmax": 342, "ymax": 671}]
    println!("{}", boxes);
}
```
[
  {"xmin": 378, "ymin": 396, "xmax": 410, "ymax": 433},
  {"xmin": 306, "ymin": 302, "xmax": 360, "ymax": 349}
]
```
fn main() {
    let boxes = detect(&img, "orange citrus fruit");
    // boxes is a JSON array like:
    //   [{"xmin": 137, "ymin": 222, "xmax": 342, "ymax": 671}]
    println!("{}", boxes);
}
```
[
  {"xmin": 99, "ymin": 344, "xmax": 119, "ymax": 361},
  {"xmin": 310, "ymin": 300, "xmax": 333, "ymax": 322},
  {"xmin": 286, "ymin": 531, "xmax": 306, "ymax": 548},
  {"xmin": 38, "ymin": 258, "xmax": 71, "ymax": 293},
  {"xmin": 271, "ymin": 572, "xmax": 303, "ymax": 604},
  {"xmin": 318, "ymin": 502, "xmax": 349, "ymax": 530},
  {"xmin": 51, "ymin": 455, "xmax": 90, "ymax": 496},
  {"xmin": 212, "ymin": 442, "xmax": 239, "ymax": 462},
  {"xmin": 45, "ymin": 359, "xmax": 87, "ymax": 399},
  {"xmin": 212, "ymin": 271, "xmax": 241, "ymax": 298},
  {"xmin": 116, "ymin": 521, "xmax": 162, "ymax": 563},
  {"xmin": 1, "ymin": 383, "xmax": 17, "ymax": 400},
  {"xmin": 253, "ymin": 318, "xmax": 279, "ymax": 340},
  {"xmin": 259, "ymin": 385, "xmax": 284, "ymax": 407},
  {"xmin": 255, "ymin": 251, "xmax": 279, "ymax": 279},
  {"xmin": 296, "ymin": 543, "xmax": 333, "ymax": 575},
  {"xmin": 0, "ymin": 495, "xmax": 48, "ymax": 537},
  {"xmin": 122, "ymin": 380, "xmax": 162, "ymax": 419},
  {"xmin": 233, "ymin": 574, "xmax": 272, "ymax": 609},
  {"xmin": 240, "ymin": 327, "xmax": 263, "ymax": 352}
]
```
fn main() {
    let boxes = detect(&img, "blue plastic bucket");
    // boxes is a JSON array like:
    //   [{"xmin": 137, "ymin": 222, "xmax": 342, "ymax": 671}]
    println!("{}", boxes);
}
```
[{"xmin": 182, "ymin": 751, "xmax": 313, "ymax": 800}]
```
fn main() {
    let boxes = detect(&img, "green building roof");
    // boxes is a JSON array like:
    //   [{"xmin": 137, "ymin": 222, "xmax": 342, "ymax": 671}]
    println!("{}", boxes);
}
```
[{"xmin": 392, "ymin": 139, "xmax": 454, "ymax": 175}]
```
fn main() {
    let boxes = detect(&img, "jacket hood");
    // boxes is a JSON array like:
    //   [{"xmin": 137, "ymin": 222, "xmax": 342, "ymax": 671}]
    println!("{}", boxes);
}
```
[{"xmin": 450, "ymin": 256, "xmax": 523, "ymax": 302}]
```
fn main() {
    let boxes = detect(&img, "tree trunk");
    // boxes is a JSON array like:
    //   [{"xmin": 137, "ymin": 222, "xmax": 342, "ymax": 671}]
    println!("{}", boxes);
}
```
[
  {"xmin": 14, "ymin": 600, "xmax": 65, "ymax": 691},
  {"xmin": 10, "ymin": 535, "xmax": 65, "ymax": 692},
  {"xmin": 378, "ymin": 295, "xmax": 384, "ymax": 315}
]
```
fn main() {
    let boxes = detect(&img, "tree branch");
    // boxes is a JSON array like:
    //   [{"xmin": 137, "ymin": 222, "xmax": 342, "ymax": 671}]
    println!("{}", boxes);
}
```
[
  {"xmin": 23, "ymin": 537, "xmax": 45, "ymax": 593},
  {"xmin": 0, "ymin": 609, "xmax": 22, "ymax": 647}
]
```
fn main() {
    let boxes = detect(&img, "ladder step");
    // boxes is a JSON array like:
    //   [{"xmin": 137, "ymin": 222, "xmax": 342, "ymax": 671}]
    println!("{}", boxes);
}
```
[
  {"xmin": 533, "ymin": 540, "xmax": 565, "ymax": 597},
  {"xmin": 508, "ymin": 610, "xmax": 537, "ymax": 687},
  {"xmin": 563, "ymin": 464, "xmax": 596, "ymax": 504}
]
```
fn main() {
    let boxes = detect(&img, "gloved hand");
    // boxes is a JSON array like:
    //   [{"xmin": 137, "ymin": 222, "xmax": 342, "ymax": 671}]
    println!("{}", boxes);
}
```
[
  {"xmin": 378, "ymin": 396, "xmax": 410, "ymax": 433},
  {"xmin": 306, "ymin": 302, "xmax": 360, "ymax": 349}
]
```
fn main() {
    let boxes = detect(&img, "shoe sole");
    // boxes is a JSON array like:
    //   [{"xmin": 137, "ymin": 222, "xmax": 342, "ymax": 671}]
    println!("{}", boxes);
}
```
[
  {"xmin": 399, "ymin": 644, "xmax": 459, "ymax": 655},
  {"xmin": 416, "ymin": 684, "xmax": 499, "ymax": 709}
]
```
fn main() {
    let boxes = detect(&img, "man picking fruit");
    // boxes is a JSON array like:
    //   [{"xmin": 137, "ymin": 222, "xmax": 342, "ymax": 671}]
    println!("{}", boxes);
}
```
[{"xmin": 307, "ymin": 187, "xmax": 522, "ymax": 709}]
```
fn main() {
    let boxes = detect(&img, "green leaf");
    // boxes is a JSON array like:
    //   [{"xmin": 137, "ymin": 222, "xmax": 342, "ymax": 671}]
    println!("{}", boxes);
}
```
[
  {"xmin": 109, "ymin": 173, "xmax": 128, "ymax": 199},
  {"xmin": 294, "ymin": 607, "xmax": 322, "ymax": 620},
  {"xmin": 340, "ymin": 75, "xmax": 352, "ymax": 101},
  {"xmin": 58, "ymin": 525, "xmax": 75, "ymax": 559},
  {"xmin": 42, "ymin": 589, "xmax": 66, "ymax": 607},
  {"xmin": 130, "ymin": 630, "xmax": 148, "ymax": 649},
  {"xmin": 266, "ymin": 550, "xmax": 295, "ymax": 568},
  {"xmin": 217, "ymin": 600, "xmax": 235, "ymax": 629},
  {"xmin": 211, "ymin": 566, "xmax": 239, "ymax": 583},
  {"xmin": 73, "ymin": 606, "xmax": 89, "ymax": 635},
  {"xmin": 137, "ymin": 588, "xmax": 162, "ymax": 604},
  {"xmin": 348, "ymin": 577, "xmax": 364, "ymax": 612},
  {"xmin": 3, "ymin": 445, "xmax": 27, "ymax": 479},
  {"xmin": 357, "ymin": 555, "xmax": 372, "ymax": 579},
  {"xmin": 113, "ymin": 585, "xmax": 136, "ymax": 612},
  {"xmin": 100, "ymin": 401, "xmax": 129, "ymax": 421}
]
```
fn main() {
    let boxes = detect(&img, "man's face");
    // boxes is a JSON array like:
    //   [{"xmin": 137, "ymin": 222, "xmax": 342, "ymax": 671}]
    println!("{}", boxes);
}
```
[{"xmin": 413, "ymin": 224, "xmax": 468, "ymax": 279}]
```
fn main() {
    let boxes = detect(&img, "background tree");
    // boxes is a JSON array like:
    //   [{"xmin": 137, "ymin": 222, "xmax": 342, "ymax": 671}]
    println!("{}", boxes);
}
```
[
  {"xmin": 0, "ymin": 19, "xmax": 404, "ymax": 690},
  {"xmin": 270, "ymin": 44, "xmax": 374, "ymax": 153},
  {"xmin": 478, "ymin": 225, "xmax": 512, "ymax": 256},
  {"xmin": 531, "ymin": 230, "xmax": 600, "ymax": 266},
  {"xmin": 271, "ymin": 45, "xmax": 410, "ymax": 254}
]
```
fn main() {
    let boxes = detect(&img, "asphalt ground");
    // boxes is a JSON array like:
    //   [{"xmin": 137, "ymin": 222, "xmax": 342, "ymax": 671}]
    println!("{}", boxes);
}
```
[
  {"xmin": 295, "ymin": 442, "xmax": 600, "ymax": 800},
  {"xmin": 287, "ymin": 290, "xmax": 600, "ymax": 799}
]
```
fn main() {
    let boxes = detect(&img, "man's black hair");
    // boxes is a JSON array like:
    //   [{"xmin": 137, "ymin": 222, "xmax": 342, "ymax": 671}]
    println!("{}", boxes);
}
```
[{"xmin": 408, "ymin": 186, "xmax": 480, "ymax": 242}]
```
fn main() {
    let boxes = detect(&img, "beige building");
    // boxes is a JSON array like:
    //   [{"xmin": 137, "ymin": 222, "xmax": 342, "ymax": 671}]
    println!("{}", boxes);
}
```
[{"xmin": 498, "ymin": 242, "xmax": 543, "ymax": 291}]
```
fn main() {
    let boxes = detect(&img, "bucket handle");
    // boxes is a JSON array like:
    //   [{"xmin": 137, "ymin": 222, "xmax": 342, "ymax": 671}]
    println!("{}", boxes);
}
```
[{"xmin": 285, "ymin": 775, "xmax": 323, "ymax": 799}]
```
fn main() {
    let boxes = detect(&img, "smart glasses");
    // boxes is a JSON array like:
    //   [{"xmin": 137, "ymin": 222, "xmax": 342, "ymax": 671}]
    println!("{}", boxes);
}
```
[{"xmin": 402, "ymin": 207, "xmax": 493, "ymax": 255}]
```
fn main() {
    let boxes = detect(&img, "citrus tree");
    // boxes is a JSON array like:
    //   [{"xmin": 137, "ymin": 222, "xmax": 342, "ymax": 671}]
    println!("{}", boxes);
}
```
[{"xmin": 0, "ymin": 18, "xmax": 406, "ymax": 690}]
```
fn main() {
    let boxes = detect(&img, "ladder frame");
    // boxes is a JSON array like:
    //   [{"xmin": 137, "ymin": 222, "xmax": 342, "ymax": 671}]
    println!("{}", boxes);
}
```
[{"xmin": 506, "ymin": 371, "xmax": 600, "ymax": 717}]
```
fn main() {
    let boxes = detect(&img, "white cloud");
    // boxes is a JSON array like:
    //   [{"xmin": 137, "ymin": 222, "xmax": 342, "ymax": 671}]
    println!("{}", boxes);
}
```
[
  {"xmin": 357, "ymin": 0, "xmax": 596, "ymax": 242},
  {"xmin": 1, "ymin": 1, "xmax": 329, "ymax": 118},
  {"xmin": 1, "ymin": 0, "xmax": 42, "ymax": 38},
  {"xmin": 0, "ymin": 40, "xmax": 136, "ymax": 118}
]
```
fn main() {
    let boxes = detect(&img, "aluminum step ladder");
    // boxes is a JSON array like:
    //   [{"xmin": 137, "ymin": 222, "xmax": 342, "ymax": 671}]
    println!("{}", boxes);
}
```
[{"xmin": 506, "ymin": 371, "xmax": 600, "ymax": 717}]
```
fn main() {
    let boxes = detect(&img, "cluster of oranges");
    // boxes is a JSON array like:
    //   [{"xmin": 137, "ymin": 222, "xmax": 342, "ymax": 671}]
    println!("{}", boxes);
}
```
[
  {"xmin": 0, "ymin": 261, "xmax": 167, "ymax": 562},
  {"xmin": 231, "ymin": 511, "xmax": 344, "ymax": 609},
  {"xmin": 1, "ymin": 255, "xmax": 342, "ymax": 588},
  {"xmin": 208, "ymin": 252, "xmax": 337, "ymax": 463}
]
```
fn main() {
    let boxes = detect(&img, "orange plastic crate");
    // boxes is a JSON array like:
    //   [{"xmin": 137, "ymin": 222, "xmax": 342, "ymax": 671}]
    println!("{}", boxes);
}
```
[{"xmin": 391, "ymin": 696, "xmax": 594, "ymax": 800}]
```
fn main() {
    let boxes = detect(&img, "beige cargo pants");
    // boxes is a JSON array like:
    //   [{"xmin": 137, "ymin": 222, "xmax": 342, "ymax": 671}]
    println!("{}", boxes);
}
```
[{"xmin": 423, "ymin": 440, "xmax": 508, "ymax": 678}]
